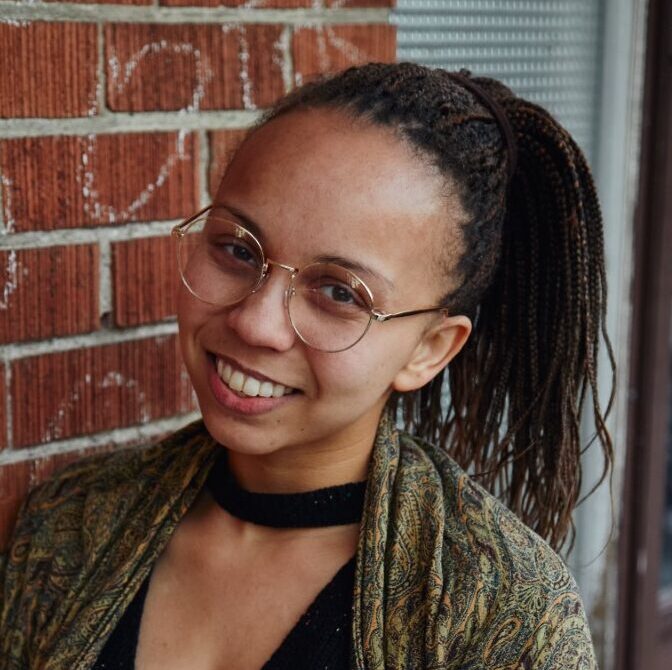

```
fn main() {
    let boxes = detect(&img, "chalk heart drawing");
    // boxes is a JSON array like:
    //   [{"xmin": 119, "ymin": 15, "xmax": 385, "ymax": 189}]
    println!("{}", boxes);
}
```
[
  {"xmin": 42, "ymin": 370, "xmax": 151, "ymax": 443},
  {"xmin": 85, "ymin": 27, "xmax": 279, "ymax": 225},
  {"xmin": 295, "ymin": 8, "xmax": 372, "ymax": 87}
]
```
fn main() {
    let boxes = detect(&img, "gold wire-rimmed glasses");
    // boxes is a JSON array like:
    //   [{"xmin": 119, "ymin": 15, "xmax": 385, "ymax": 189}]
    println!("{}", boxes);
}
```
[{"xmin": 171, "ymin": 204, "xmax": 450, "ymax": 353}]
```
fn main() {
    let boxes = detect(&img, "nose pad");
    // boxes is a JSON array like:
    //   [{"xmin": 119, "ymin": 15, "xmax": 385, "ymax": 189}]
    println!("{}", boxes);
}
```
[{"xmin": 284, "ymin": 283, "xmax": 295, "ymax": 309}]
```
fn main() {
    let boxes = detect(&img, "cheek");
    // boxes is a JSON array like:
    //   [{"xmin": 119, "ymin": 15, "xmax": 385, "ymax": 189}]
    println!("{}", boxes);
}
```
[
  {"xmin": 176, "ymin": 286, "xmax": 214, "ymax": 367},
  {"xmin": 311, "ymin": 334, "xmax": 413, "ymax": 399}
]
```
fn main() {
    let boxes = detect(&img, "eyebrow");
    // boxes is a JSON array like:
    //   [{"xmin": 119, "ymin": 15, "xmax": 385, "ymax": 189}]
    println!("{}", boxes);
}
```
[
  {"xmin": 212, "ymin": 201, "xmax": 395, "ymax": 290},
  {"xmin": 213, "ymin": 201, "xmax": 265, "ymax": 241},
  {"xmin": 314, "ymin": 255, "xmax": 395, "ymax": 290}
]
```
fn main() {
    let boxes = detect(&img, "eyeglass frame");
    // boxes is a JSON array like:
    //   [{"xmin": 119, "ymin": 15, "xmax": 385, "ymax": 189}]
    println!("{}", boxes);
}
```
[{"xmin": 171, "ymin": 204, "xmax": 451, "ymax": 352}]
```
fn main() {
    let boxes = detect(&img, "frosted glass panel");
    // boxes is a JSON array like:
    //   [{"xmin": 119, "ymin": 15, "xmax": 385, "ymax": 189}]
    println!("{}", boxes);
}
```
[{"xmin": 392, "ymin": 0, "xmax": 604, "ymax": 167}]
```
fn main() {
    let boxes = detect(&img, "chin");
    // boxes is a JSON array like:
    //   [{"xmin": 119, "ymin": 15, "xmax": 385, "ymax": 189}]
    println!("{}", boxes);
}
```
[{"xmin": 197, "ymin": 398, "xmax": 296, "ymax": 455}]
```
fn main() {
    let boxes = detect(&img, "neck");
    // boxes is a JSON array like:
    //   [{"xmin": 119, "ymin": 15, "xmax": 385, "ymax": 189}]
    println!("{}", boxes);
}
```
[{"xmin": 225, "ymin": 407, "xmax": 385, "ymax": 494}]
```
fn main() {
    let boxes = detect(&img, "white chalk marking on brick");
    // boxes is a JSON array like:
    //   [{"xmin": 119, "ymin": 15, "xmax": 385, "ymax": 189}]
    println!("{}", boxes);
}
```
[
  {"xmin": 316, "ymin": 27, "xmax": 329, "ymax": 71},
  {"xmin": 0, "ymin": 175, "xmax": 15, "ymax": 236},
  {"xmin": 0, "ymin": 17, "xmax": 30, "ymax": 27},
  {"xmin": 76, "ymin": 39, "xmax": 215, "ymax": 224},
  {"xmin": 242, "ymin": 0, "xmax": 267, "ymax": 8},
  {"xmin": 0, "ymin": 412, "xmax": 202, "ymax": 466},
  {"xmin": 42, "ymin": 369, "xmax": 151, "ymax": 443},
  {"xmin": 91, "ymin": 21, "xmax": 105, "ymax": 118},
  {"xmin": 108, "ymin": 40, "xmax": 214, "ymax": 113},
  {"xmin": 237, "ymin": 26, "xmax": 257, "ymax": 111},
  {"xmin": 0, "ymin": 175, "xmax": 24, "ymax": 311},
  {"xmin": 274, "ymin": 25, "xmax": 293, "ymax": 94},
  {"xmin": 0, "ymin": 249, "xmax": 19, "ymax": 311},
  {"xmin": 325, "ymin": 25, "xmax": 369, "ymax": 62},
  {"xmin": 77, "ymin": 132, "xmax": 191, "ymax": 225}
]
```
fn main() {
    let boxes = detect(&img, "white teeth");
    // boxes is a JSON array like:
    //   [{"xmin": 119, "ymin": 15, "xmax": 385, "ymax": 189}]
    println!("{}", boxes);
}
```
[
  {"xmin": 242, "ymin": 377, "xmax": 261, "ymax": 396},
  {"xmin": 229, "ymin": 370, "xmax": 245, "ymax": 392},
  {"xmin": 215, "ymin": 357, "xmax": 294, "ymax": 398}
]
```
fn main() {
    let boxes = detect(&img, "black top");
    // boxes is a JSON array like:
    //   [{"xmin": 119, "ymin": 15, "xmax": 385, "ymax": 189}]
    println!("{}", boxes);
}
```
[{"xmin": 93, "ymin": 447, "xmax": 368, "ymax": 669}]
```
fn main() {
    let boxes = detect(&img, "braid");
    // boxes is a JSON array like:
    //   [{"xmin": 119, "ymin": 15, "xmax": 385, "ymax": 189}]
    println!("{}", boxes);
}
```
[{"xmin": 251, "ymin": 62, "xmax": 616, "ymax": 551}]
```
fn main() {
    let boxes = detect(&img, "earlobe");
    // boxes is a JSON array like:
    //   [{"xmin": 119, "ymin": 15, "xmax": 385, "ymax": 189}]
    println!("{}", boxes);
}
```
[{"xmin": 392, "ymin": 315, "xmax": 472, "ymax": 393}]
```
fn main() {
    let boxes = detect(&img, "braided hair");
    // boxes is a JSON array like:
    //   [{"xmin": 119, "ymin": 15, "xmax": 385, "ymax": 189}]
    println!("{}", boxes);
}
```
[{"xmin": 251, "ymin": 61, "xmax": 616, "ymax": 551}]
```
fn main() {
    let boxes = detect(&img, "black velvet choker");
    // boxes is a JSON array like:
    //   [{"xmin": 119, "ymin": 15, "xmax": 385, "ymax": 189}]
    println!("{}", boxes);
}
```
[{"xmin": 205, "ymin": 448, "xmax": 368, "ymax": 528}]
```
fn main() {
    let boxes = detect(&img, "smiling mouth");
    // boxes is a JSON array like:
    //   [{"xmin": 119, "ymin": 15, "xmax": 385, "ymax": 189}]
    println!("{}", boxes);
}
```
[{"xmin": 210, "ymin": 354, "xmax": 296, "ymax": 399}]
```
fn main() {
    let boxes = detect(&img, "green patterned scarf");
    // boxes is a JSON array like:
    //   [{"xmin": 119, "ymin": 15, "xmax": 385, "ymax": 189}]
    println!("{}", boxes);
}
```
[{"xmin": 1, "ymin": 411, "xmax": 596, "ymax": 669}]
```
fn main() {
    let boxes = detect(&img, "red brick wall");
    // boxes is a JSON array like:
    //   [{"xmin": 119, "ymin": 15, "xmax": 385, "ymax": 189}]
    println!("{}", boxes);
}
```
[{"xmin": 0, "ymin": 2, "xmax": 396, "ymax": 551}]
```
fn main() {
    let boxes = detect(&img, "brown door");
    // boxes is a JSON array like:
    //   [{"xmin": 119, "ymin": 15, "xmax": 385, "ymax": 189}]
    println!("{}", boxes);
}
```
[{"xmin": 619, "ymin": 0, "xmax": 672, "ymax": 667}]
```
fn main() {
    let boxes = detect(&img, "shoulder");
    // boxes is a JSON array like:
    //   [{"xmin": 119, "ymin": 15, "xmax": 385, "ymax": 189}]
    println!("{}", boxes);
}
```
[
  {"xmin": 4, "ymin": 418, "xmax": 211, "ymax": 566},
  {"xmin": 398, "ymin": 429, "xmax": 573, "ymax": 587},
  {"xmin": 21, "ymin": 418, "xmax": 209, "ymax": 508},
  {"xmin": 1, "ymin": 420, "xmax": 215, "ymax": 664},
  {"xmin": 397, "ymin": 430, "xmax": 596, "ymax": 666}
]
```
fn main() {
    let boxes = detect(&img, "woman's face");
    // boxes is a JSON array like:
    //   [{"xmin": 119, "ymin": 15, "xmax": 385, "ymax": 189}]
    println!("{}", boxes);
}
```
[{"xmin": 177, "ymin": 107, "xmax": 471, "ymax": 459}]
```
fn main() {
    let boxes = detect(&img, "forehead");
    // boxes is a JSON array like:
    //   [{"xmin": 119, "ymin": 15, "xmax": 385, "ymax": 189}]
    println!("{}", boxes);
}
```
[{"xmin": 216, "ymin": 108, "xmax": 461, "ymax": 303}]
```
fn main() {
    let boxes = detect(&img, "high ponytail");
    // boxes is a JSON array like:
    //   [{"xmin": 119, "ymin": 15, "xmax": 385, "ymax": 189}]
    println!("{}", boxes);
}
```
[{"xmin": 253, "ymin": 62, "xmax": 616, "ymax": 551}]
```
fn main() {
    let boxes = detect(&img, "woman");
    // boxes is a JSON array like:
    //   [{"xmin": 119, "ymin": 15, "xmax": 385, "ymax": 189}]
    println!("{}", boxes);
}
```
[{"xmin": 0, "ymin": 62, "xmax": 615, "ymax": 669}]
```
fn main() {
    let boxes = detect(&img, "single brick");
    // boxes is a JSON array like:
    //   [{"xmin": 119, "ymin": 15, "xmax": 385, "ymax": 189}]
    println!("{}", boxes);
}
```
[
  {"xmin": 208, "ymin": 129, "xmax": 249, "ymax": 197},
  {"xmin": 105, "ymin": 23, "xmax": 284, "ymax": 112},
  {"xmin": 112, "ymin": 236, "xmax": 179, "ymax": 327},
  {"xmin": 0, "ymin": 442, "xmax": 126, "ymax": 551},
  {"xmin": 11, "ymin": 335, "xmax": 196, "ymax": 448},
  {"xmin": 293, "ymin": 24, "xmax": 396, "ymax": 85},
  {"xmin": 0, "ymin": 22, "xmax": 98, "ymax": 118},
  {"xmin": 0, "ymin": 245, "xmax": 99, "ymax": 344},
  {"xmin": 0, "ymin": 132, "xmax": 199, "ymax": 231}
]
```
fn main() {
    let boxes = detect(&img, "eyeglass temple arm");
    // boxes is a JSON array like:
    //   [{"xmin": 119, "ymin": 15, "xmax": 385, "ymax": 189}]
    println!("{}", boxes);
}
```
[
  {"xmin": 173, "ymin": 204, "xmax": 214, "ymax": 235},
  {"xmin": 371, "ymin": 306, "xmax": 450, "ymax": 322}
]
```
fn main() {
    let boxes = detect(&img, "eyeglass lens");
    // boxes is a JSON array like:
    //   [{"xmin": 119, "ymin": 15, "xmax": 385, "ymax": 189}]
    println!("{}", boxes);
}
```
[{"xmin": 177, "ymin": 213, "xmax": 375, "ymax": 352}]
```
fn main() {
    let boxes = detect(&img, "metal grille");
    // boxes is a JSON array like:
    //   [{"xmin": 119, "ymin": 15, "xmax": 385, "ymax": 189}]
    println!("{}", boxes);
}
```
[{"xmin": 392, "ymin": 0, "xmax": 604, "ymax": 166}]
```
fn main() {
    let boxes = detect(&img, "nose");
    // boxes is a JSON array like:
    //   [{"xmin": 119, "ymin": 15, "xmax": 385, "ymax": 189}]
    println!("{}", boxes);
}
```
[{"xmin": 224, "ymin": 264, "xmax": 297, "ymax": 352}]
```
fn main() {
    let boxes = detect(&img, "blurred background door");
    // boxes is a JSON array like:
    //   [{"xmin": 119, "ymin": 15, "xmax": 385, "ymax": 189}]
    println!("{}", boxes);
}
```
[{"xmin": 619, "ymin": 0, "xmax": 672, "ymax": 667}]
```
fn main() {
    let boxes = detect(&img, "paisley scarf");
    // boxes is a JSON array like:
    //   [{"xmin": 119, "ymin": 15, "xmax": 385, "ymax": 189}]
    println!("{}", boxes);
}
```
[{"xmin": 0, "ymin": 411, "xmax": 596, "ymax": 669}]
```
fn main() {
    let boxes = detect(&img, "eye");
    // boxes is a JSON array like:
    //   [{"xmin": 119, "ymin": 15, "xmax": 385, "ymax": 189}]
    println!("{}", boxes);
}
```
[
  {"xmin": 223, "ymin": 241, "xmax": 258, "ymax": 266},
  {"xmin": 207, "ymin": 233, "xmax": 261, "ymax": 270},
  {"xmin": 320, "ymin": 284, "xmax": 359, "ymax": 305}
]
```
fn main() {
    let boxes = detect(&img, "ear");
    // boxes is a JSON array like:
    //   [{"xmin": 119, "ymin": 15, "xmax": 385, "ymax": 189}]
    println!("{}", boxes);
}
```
[{"xmin": 392, "ymin": 315, "xmax": 472, "ymax": 393}]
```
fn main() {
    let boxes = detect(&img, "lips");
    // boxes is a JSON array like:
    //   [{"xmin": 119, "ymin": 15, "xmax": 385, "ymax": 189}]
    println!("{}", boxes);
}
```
[{"xmin": 215, "ymin": 355, "xmax": 294, "ymax": 398}]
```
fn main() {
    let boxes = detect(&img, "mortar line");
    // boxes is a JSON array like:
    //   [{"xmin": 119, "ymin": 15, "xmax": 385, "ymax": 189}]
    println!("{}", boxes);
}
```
[
  {"xmin": 0, "ymin": 110, "xmax": 261, "ymax": 138},
  {"xmin": 0, "ymin": 320, "xmax": 179, "ymax": 361},
  {"xmin": 0, "ymin": 168, "xmax": 4, "ymax": 232},
  {"xmin": 98, "ymin": 238, "xmax": 112, "ymax": 321},
  {"xmin": 281, "ymin": 24, "xmax": 294, "ymax": 93},
  {"xmin": 95, "ymin": 21, "xmax": 106, "ymax": 117},
  {"xmin": 0, "ymin": 220, "xmax": 181, "ymax": 251},
  {"xmin": 4, "ymin": 362, "xmax": 12, "ymax": 451},
  {"xmin": 0, "ymin": 411, "xmax": 202, "ymax": 466},
  {"xmin": 197, "ymin": 128, "xmax": 210, "ymax": 206},
  {"xmin": 0, "ymin": 4, "xmax": 389, "ymax": 25}
]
